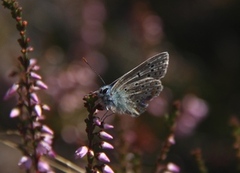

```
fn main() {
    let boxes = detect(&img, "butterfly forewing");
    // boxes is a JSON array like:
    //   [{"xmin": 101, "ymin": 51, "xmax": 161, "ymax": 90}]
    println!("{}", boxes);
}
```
[
  {"xmin": 111, "ymin": 52, "xmax": 169, "ymax": 90},
  {"xmin": 109, "ymin": 52, "xmax": 169, "ymax": 116}
]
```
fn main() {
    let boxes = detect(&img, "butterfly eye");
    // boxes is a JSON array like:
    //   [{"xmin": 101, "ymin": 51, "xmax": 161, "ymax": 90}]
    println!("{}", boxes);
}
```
[{"xmin": 101, "ymin": 88, "xmax": 108, "ymax": 94}]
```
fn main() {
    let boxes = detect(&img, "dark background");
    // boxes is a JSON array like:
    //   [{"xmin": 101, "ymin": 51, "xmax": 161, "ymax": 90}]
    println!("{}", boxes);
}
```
[{"xmin": 1, "ymin": 0, "xmax": 240, "ymax": 172}]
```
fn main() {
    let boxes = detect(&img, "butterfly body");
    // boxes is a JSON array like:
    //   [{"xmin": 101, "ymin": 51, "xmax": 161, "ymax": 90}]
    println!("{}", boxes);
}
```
[{"xmin": 95, "ymin": 52, "xmax": 169, "ymax": 117}]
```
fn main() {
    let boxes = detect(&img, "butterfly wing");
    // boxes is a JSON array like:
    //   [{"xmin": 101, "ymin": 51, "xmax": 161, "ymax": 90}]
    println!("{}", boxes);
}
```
[{"xmin": 110, "ymin": 52, "xmax": 169, "ymax": 116}]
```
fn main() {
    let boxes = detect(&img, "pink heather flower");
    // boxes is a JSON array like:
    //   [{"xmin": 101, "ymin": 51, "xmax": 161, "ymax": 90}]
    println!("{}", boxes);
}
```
[
  {"xmin": 29, "ymin": 58, "xmax": 37, "ymax": 66},
  {"xmin": 42, "ymin": 104, "xmax": 51, "ymax": 111},
  {"xmin": 102, "ymin": 164, "xmax": 114, "ymax": 173},
  {"xmin": 100, "ymin": 141, "xmax": 114, "ymax": 150},
  {"xmin": 47, "ymin": 150, "xmax": 56, "ymax": 158},
  {"xmin": 33, "ymin": 122, "xmax": 41, "ymax": 128},
  {"xmin": 36, "ymin": 80, "xmax": 48, "ymax": 89},
  {"xmin": 30, "ymin": 93, "xmax": 39, "ymax": 102},
  {"xmin": 75, "ymin": 146, "xmax": 88, "ymax": 159},
  {"xmin": 42, "ymin": 125, "xmax": 54, "ymax": 135},
  {"xmin": 36, "ymin": 141, "xmax": 52, "ymax": 155},
  {"xmin": 38, "ymin": 161, "xmax": 51, "ymax": 172},
  {"xmin": 34, "ymin": 104, "xmax": 42, "ymax": 116},
  {"xmin": 88, "ymin": 149, "xmax": 94, "ymax": 158},
  {"xmin": 167, "ymin": 162, "xmax": 180, "ymax": 173},
  {"xmin": 18, "ymin": 156, "xmax": 32, "ymax": 169},
  {"xmin": 97, "ymin": 152, "xmax": 110, "ymax": 163},
  {"xmin": 30, "ymin": 72, "xmax": 42, "ymax": 79},
  {"xmin": 168, "ymin": 134, "xmax": 175, "ymax": 145},
  {"xmin": 4, "ymin": 83, "xmax": 19, "ymax": 100},
  {"xmin": 32, "ymin": 65, "xmax": 40, "ymax": 71},
  {"xmin": 10, "ymin": 107, "xmax": 20, "ymax": 118},
  {"xmin": 99, "ymin": 131, "xmax": 113, "ymax": 140},
  {"xmin": 102, "ymin": 123, "xmax": 114, "ymax": 129},
  {"xmin": 42, "ymin": 133, "xmax": 53, "ymax": 144},
  {"xmin": 93, "ymin": 117, "xmax": 101, "ymax": 126}
]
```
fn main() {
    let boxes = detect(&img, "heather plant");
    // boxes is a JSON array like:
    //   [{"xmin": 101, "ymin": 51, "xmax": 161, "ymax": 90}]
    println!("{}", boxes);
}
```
[
  {"xmin": 2, "ymin": 0, "xmax": 54, "ymax": 172},
  {"xmin": 2, "ymin": 0, "xmax": 239, "ymax": 173}
]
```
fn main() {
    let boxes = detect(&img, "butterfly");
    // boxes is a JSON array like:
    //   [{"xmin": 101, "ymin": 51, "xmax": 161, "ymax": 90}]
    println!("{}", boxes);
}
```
[{"xmin": 94, "ymin": 52, "xmax": 169, "ymax": 117}]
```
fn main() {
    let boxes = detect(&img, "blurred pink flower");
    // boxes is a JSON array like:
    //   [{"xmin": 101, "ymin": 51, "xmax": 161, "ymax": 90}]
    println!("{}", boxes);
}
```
[
  {"xmin": 10, "ymin": 107, "xmax": 20, "ymax": 118},
  {"xmin": 18, "ymin": 156, "xmax": 32, "ymax": 170},
  {"xmin": 176, "ymin": 94, "xmax": 208, "ymax": 137},
  {"xmin": 4, "ymin": 83, "xmax": 19, "ymax": 100},
  {"xmin": 167, "ymin": 162, "xmax": 180, "ymax": 173}
]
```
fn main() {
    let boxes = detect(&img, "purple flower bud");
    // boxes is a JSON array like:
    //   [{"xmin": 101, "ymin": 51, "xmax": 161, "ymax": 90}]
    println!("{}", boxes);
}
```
[
  {"xmin": 42, "ymin": 125, "xmax": 54, "ymax": 135},
  {"xmin": 47, "ymin": 150, "xmax": 56, "ymax": 158},
  {"xmin": 30, "ymin": 72, "xmax": 42, "ymax": 79},
  {"xmin": 32, "ymin": 65, "xmax": 40, "ymax": 71},
  {"xmin": 36, "ymin": 80, "xmax": 48, "ymax": 89},
  {"xmin": 93, "ymin": 117, "xmax": 101, "ymax": 126},
  {"xmin": 30, "ymin": 93, "xmax": 39, "ymax": 102},
  {"xmin": 42, "ymin": 104, "xmax": 50, "ymax": 111},
  {"xmin": 167, "ymin": 162, "xmax": 180, "ymax": 173},
  {"xmin": 10, "ymin": 107, "xmax": 20, "ymax": 118},
  {"xmin": 88, "ymin": 149, "xmax": 94, "ymax": 158},
  {"xmin": 100, "ymin": 142, "xmax": 114, "ymax": 150},
  {"xmin": 34, "ymin": 104, "xmax": 42, "ymax": 116},
  {"xmin": 42, "ymin": 133, "xmax": 53, "ymax": 145},
  {"xmin": 102, "ymin": 164, "xmax": 114, "ymax": 173},
  {"xmin": 102, "ymin": 123, "xmax": 114, "ymax": 129},
  {"xmin": 168, "ymin": 134, "xmax": 175, "ymax": 145},
  {"xmin": 97, "ymin": 152, "xmax": 110, "ymax": 163},
  {"xmin": 38, "ymin": 161, "xmax": 51, "ymax": 172},
  {"xmin": 33, "ymin": 122, "xmax": 41, "ymax": 128},
  {"xmin": 75, "ymin": 146, "xmax": 88, "ymax": 159},
  {"xmin": 29, "ymin": 58, "xmax": 37, "ymax": 66},
  {"xmin": 18, "ymin": 156, "xmax": 32, "ymax": 169},
  {"xmin": 4, "ymin": 83, "xmax": 19, "ymax": 100},
  {"xmin": 36, "ymin": 141, "xmax": 52, "ymax": 155},
  {"xmin": 99, "ymin": 131, "xmax": 113, "ymax": 140}
]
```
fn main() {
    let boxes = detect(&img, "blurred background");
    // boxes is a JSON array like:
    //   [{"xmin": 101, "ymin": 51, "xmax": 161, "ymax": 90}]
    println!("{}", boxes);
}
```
[{"xmin": 1, "ymin": 0, "xmax": 240, "ymax": 172}]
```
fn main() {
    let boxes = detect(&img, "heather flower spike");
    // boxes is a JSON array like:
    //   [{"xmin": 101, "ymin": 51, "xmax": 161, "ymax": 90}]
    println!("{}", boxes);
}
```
[
  {"xmin": 3, "ymin": 1, "xmax": 54, "ymax": 172},
  {"xmin": 81, "ymin": 93, "xmax": 115, "ymax": 172}
]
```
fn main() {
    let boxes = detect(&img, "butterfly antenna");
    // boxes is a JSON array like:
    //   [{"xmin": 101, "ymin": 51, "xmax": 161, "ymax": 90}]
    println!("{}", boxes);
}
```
[
  {"xmin": 101, "ymin": 111, "xmax": 114, "ymax": 121},
  {"xmin": 82, "ymin": 57, "xmax": 106, "ymax": 85}
]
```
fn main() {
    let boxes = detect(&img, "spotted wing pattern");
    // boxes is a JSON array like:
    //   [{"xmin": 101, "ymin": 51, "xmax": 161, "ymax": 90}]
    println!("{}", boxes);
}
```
[{"xmin": 110, "ymin": 52, "xmax": 169, "ymax": 116}]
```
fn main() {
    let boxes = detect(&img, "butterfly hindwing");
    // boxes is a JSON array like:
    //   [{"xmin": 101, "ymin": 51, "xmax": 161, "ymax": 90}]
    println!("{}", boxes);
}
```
[{"xmin": 111, "ymin": 78, "xmax": 163, "ymax": 116}]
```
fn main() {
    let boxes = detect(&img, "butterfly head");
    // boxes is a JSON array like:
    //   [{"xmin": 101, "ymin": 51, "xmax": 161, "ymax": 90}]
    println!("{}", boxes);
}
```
[
  {"xmin": 98, "ymin": 85, "xmax": 111, "ymax": 97},
  {"xmin": 94, "ymin": 85, "xmax": 113, "ymax": 110}
]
